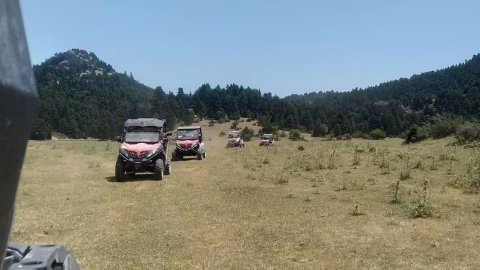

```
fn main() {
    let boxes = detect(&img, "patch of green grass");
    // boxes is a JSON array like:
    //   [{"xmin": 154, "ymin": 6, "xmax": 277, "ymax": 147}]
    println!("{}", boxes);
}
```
[{"xmin": 408, "ymin": 180, "xmax": 437, "ymax": 219}]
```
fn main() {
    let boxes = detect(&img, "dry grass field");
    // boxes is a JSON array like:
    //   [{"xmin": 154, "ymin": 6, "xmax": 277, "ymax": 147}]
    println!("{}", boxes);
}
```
[{"xmin": 12, "ymin": 120, "xmax": 480, "ymax": 269}]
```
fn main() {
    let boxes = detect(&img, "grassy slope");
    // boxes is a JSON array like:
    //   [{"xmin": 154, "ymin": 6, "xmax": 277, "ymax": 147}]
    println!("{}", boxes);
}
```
[{"xmin": 13, "ymin": 120, "xmax": 480, "ymax": 269}]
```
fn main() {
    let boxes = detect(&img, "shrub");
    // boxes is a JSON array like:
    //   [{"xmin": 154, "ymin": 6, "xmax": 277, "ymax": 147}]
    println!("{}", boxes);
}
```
[
  {"xmin": 312, "ymin": 123, "xmax": 328, "ymax": 137},
  {"xmin": 219, "ymin": 131, "xmax": 226, "ymax": 136},
  {"xmin": 230, "ymin": 120, "xmax": 239, "ymax": 130},
  {"xmin": 342, "ymin": 133, "xmax": 352, "ymax": 140},
  {"xmin": 208, "ymin": 120, "xmax": 215, "ymax": 127},
  {"xmin": 452, "ymin": 157, "xmax": 480, "ymax": 193},
  {"xmin": 370, "ymin": 128, "xmax": 386, "ymax": 140},
  {"xmin": 404, "ymin": 125, "xmax": 428, "ymax": 144},
  {"xmin": 274, "ymin": 172, "xmax": 289, "ymax": 184},
  {"xmin": 288, "ymin": 129, "xmax": 303, "ymax": 141},
  {"xmin": 408, "ymin": 180, "xmax": 435, "ymax": 218},
  {"xmin": 352, "ymin": 151, "xmax": 360, "ymax": 166},
  {"xmin": 241, "ymin": 127, "xmax": 254, "ymax": 141},
  {"xmin": 260, "ymin": 125, "xmax": 279, "ymax": 137},
  {"xmin": 455, "ymin": 123, "xmax": 480, "ymax": 144},
  {"xmin": 351, "ymin": 205, "xmax": 364, "ymax": 216},
  {"xmin": 389, "ymin": 180, "xmax": 401, "ymax": 204},
  {"xmin": 352, "ymin": 130, "xmax": 364, "ymax": 138},
  {"xmin": 429, "ymin": 118, "xmax": 458, "ymax": 139},
  {"xmin": 230, "ymin": 113, "xmax": 241, "ymax": 121}
]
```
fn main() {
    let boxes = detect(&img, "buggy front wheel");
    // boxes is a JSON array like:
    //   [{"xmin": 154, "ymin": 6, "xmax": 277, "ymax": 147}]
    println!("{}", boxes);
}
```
[
  {"xmin": 154, "ymin": 159, "xmax": 164, "ymax": 180},
  {"xmin": 115, "ymin": 159, "xmax": 125, "ymax": 182}
]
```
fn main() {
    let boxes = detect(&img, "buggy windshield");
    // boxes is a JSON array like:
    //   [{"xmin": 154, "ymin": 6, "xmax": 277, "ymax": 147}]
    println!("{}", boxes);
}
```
[
  {"xmin": 124, "ymin": 126, "xmax": 161, "ymax": 143},
  {"xmin": 124, "ymin": 132, "xmax": 160, "ymax": 143},
  {"xmin": 177, "ymin": 129, "xmax": 199, "ymax": 140},
  {"xmin": 228, "ymin": 132, "xmax": 240, "ymax": 139}
]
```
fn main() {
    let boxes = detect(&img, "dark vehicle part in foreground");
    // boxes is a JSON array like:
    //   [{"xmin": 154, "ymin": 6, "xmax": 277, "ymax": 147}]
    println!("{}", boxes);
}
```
[
  {"xmin": 1, "ymin": 1, "xmax": 80, "ymax": 269},
  {"xmin": 172, "ymin": 126, "xmax": 206, "ymax": 160},
  {"xmin": 115, "ymin": 118, "xmax": 172, "ymax": 181},
  {"xmin": 4, "ymin": 243, "xmax": 79, "ymax": 270}
]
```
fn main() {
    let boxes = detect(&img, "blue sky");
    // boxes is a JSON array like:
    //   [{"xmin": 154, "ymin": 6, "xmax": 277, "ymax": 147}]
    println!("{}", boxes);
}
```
[{"xmin": 20, "ymin": 0, "xmax": 480, "ymax": 97}]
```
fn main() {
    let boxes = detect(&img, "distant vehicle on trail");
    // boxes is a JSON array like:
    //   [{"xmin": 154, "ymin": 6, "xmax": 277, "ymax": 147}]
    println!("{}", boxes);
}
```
[
  {"xmin": 115, "ymin": 118, "xmax": 171, "ymax": 181},
  {"xmin": 227, "ymin": 130, "xmax": 245, "ymax": 148},
  {"xmin": 172, "ymin": 126, "xmax": 206, "ymax": 160},
  {"xmin": 259, "ymin": 133, "xmax": 274, "ymax": 146}
]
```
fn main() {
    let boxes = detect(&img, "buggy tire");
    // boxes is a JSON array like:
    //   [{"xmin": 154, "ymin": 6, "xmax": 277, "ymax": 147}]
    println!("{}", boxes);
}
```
[
  {"xmin": 197, "ymin": 152, "xmax": 203, "ymax": 160},
  {"xmin": 115, "ymin": 159, "xmax": 125, "ymax": 182},
  {"xmin": 171, "ymin": 151, "xmax": 177, "ymax": 161},
  {"xmin": 203, "ymin": 151, "xmax": 206, "ymax": 158},
  {"xmin": 154, "ymin": 159, "xmax": 164, "ymax": 180}
]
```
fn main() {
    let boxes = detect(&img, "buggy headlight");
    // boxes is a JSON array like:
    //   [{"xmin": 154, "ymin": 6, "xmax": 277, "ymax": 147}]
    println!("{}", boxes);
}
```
[
  {"xmin": 146, "ymin": 149, "xmax": 157, "ymax": 158},
  {"xmin": 120, "ymin": 148, "xmax": 129, "ymax": 158}
]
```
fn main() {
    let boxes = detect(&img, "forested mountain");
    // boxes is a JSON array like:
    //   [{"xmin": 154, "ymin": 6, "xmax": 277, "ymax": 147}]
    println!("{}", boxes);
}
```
[
  {"xmin": 33, "ymin": 49, "xmax": 155, "ymax": 139},
  {"xmin": 286, "ymin": 54, "xmax": 480, "ymax": 135},
  {"xmin": 31, "ymin": 49, "xmax": 480, "ymax": 139}
]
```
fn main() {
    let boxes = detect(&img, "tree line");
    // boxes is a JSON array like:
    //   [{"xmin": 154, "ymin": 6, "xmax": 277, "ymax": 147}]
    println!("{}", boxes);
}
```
[{"xmin": 30, "ymin": 49, "xmax": 480, "ymax": 140}]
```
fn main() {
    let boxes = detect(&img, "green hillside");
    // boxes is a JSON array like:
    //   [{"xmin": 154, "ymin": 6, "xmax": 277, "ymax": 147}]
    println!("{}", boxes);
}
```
[{"xmin": 31, "ymin": 49, "xmax": 480, "ymax": 140}]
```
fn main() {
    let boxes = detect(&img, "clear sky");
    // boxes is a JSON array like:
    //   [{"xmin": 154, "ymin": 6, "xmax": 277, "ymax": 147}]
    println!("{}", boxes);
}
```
[{"xmin": 19, "ymin": 0, "xmax": 480, "ymax": 97}]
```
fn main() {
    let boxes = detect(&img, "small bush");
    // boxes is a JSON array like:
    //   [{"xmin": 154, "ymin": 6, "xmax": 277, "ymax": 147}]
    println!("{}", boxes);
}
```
[
  {"xmin": 409, "ymin": 200, "xmax": 435, "ymax": 218},
  {"xmin": 342, "ymin": 133, "xmax": 352, "ymax": 140},
  {"xmin": 389, "ymin": 180, "xmax": 401, "ymax": 204},
  {"xmin": 429, "ymin": 118, "xmax": 458, "ymax": 139},
  {"xmin": 262, "ymin": 157, "xmax": 270, "ymax": 165},
  {"xmin": 455, "ymin": 123, "xmax": 480, "ymax": 144},
  {"xmin": 370, "ymin": 128, "xmax": 386, "ymax": 140},
  {"xmin": 274, "ymin": 172, "xmax": 289, "ymax": 184},
  {"xmin": 312, "ymin": 123, "xmax": 328, "ymax": 137},
  {"xmin": 351, "ymin": 205, "xmax": 364, "ymax": 216},
  {"xmin": 230, "ymin": 120, "xmax": 239, "ymax": 130},
  {"xmin": 208, "ymin": 120, "xmax": 215, "ymax": 127},
  {"xmin": 408, "ymin": 180, "xmax": 435, "ymax": 218},
  {"xmin": 289, "ymin": 129, "xmax": 303, "ymax": 141},
  {"xmin": 413, "ymin": 160, "xmax": 423, "ymax": 169},
  {"xmin": 405, "ymin": 125, "xmax": 428, "ymax": 144},
  {"xmin": 355, "ymin": 146, "xmax": 365, "ymax": 153},
  {"xmin": 352, "ymin": 152, "xmax": 360, "ymax": 166},
  {"xmin": 219, "ymin": 131, "xmax": 226, "ymax": 136},
  {"xmin": 298, "ymin": 145, "xmax": 305, "ymax": 151},
  {"xmin": 241, "ymin": 127, "xmax": 254, "ymax": 141},
  {"xmin": 352, "ymin": 130, "xmax": 364, "ymax": 138},
  {"xmin": 452, "ymin": 157, "xmax": 480, "ymax": 193}
]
